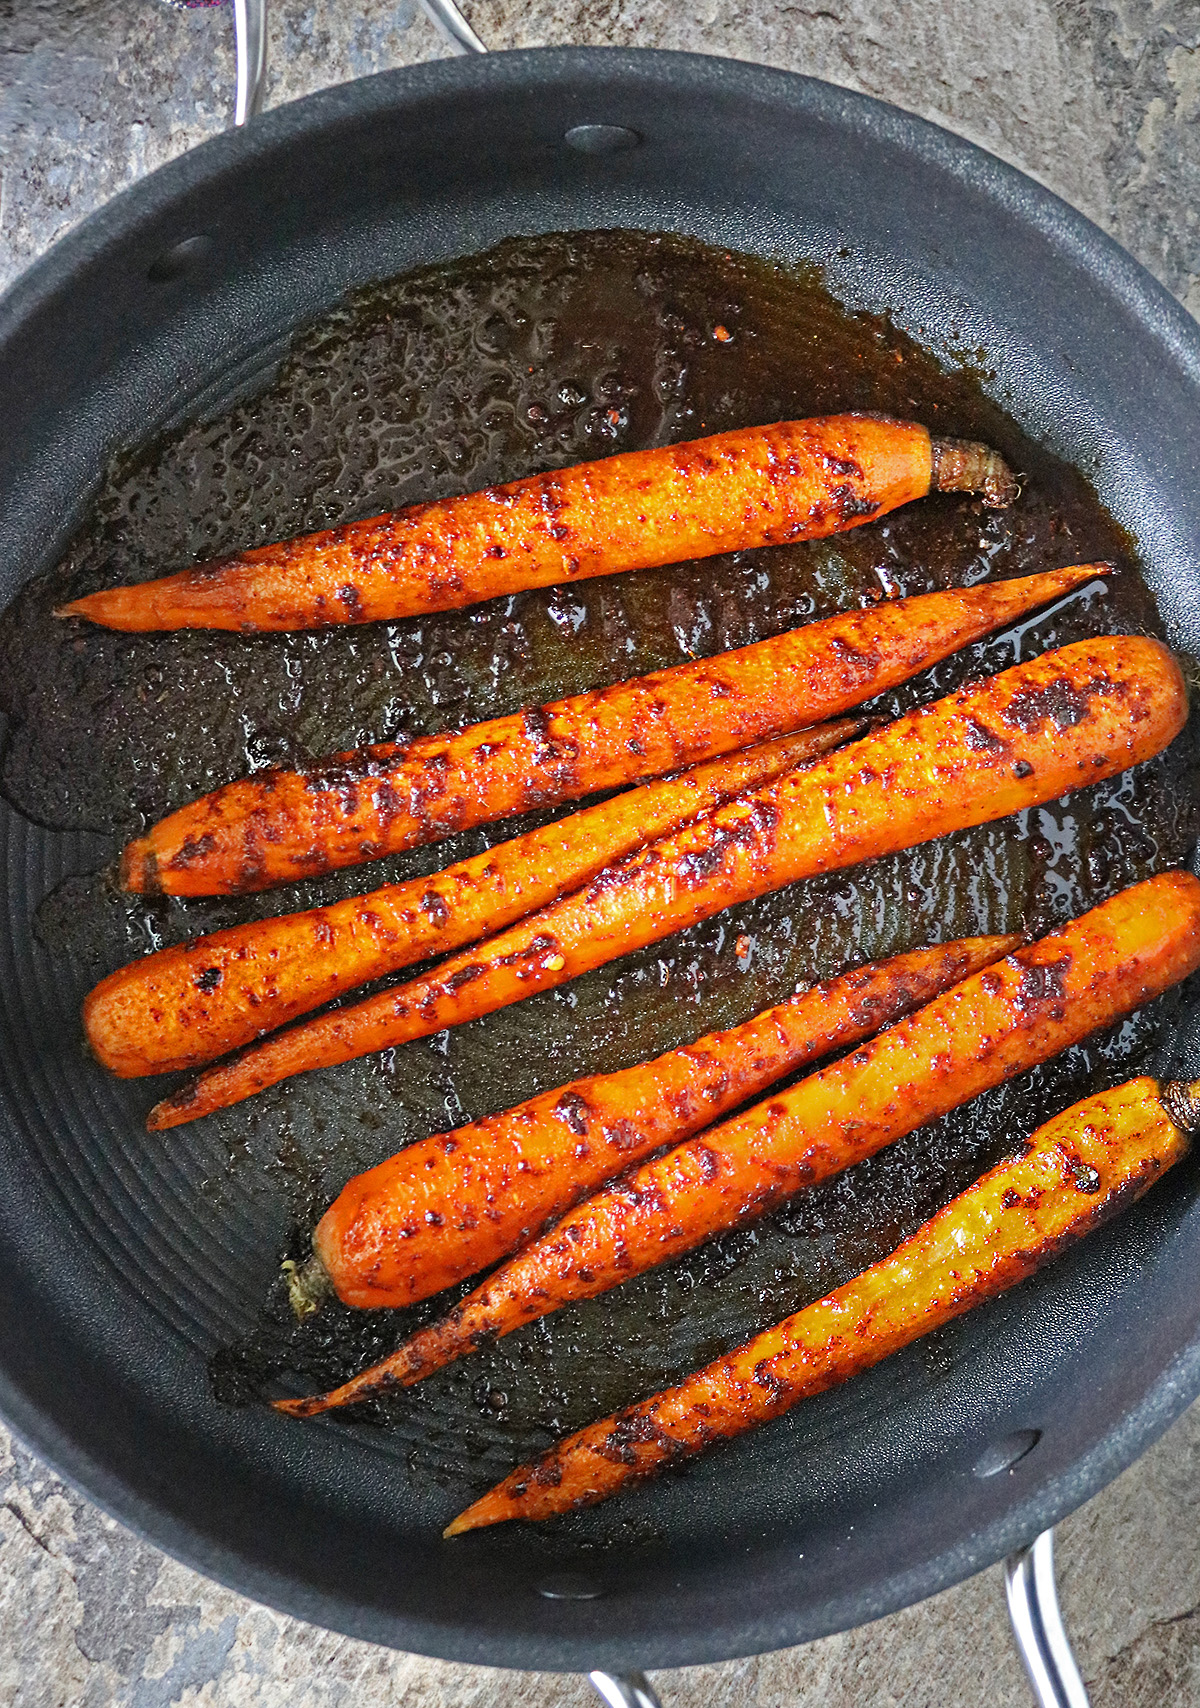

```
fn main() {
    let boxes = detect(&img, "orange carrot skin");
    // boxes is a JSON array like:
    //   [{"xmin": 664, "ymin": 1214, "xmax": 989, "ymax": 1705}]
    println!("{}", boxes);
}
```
[
  {"xmin": 149, "ymin": 634, "xmax": 1188, "ymax": 1130},
  {"xmin": 312, "ymin": 936, "xmax": 1018, "ymax": 1311},
  {"xmin": 446, "ymin": 1073, "xmax": 1187, "ymax": 1532},
  {"xmin": 58, "ymin": 416, "xmax": 943, "ymax": 635},
  {"xmin": 118, "ymin": 564, "xmax": 1104, "ymax": 895},
  {"xmin": 86, "ymin": 727, "xmax": 854, "ymax": 1078},
  {"xmin": 280, "ymin": 871, "xmax": 1200, "ymax": 1412}
]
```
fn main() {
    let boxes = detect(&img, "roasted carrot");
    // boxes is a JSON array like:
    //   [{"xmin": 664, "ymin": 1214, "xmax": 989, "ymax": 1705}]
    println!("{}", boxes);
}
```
[
  {"xmin": 444, "ymin": 1068, "xmax": 1196, "ymax": 1532},
  {"xmin": 118, "ymin": 565, "xmax": 1101, "ymax": 895},
  {"xmin": 288, "ymin": 936, "xmax": 1018, "ymax": 1315},
  {"xmin": 55, "ymin": 415, "xmax": 1015, "ymax": 636},
  {"xmin": 275, "ymin": 871, "xmax": 1200, "ymax": 1414},
  {"xmin": 86, "ymin": 725, "xmax": 859, "ymax": 1079},
  {"xmin": 149, "ymin": 636, "xmax": 1188, "ymax": 1130}
]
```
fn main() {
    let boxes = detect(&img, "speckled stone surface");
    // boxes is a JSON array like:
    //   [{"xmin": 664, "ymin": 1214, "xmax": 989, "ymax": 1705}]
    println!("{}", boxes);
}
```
[{"xmin": 1, "ymin": 1, "xmax": 1200, "ymax": 1703}]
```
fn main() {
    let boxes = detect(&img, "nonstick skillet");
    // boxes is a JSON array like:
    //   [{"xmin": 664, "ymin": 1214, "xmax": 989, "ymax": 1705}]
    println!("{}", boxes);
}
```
[{"xmin": 2, "ymin": 15, "xmax": 1200, "ymax": 1695}]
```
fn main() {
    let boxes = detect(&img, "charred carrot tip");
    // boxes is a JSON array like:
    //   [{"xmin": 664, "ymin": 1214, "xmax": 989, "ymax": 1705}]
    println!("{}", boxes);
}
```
[
  {"xmin": 119, "ymin": 840, "xmax": 153, "ymax": 892},
  {"xmin": 272, "ymin": 1396, "xmax": 329, "ymax": 1419},
  {"xmin": 146, "ymin": 1092, "xmax": 195, "ymax": 1130},
  {"xmin": 147, "ymin": 1106, "xmax": 183, "ymax": 1131}
]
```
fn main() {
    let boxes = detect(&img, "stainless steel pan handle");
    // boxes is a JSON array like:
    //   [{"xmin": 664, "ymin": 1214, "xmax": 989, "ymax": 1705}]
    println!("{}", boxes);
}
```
[
  {"xmin": 1005, "ymin": 1530, "xmax": 1091, "ymax": 1708},
  {"xmin": 228, "ymin": 0, "xmax": 482, "ymax": 125},
  {"xmin": 418, "ymin": 0, "xmax": 488, "ymax": 55},
  {"xmin": 232, "ymin": 0, "xmax": 269, "ymax": 123},
  {"xmin": 589, "ymin": 1672, "xmax": 664, "ymax": 1708}
]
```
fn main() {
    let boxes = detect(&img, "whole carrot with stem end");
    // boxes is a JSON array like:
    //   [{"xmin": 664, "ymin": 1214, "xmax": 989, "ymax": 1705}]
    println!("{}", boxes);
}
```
[
  {"xmin": 86, "ymin": 724, "xmax": 861, "ymax": 1079},
  {"xmin": 54, "ymin": 415, "xmax": 1015, "ymax": 636},
  {"xmin": 444, "ymin": 1068, "xmax": 1199, "ymax": 1533},
  {"xmin": 286, "ymin": 935, "xmax": 1018, "ymax": 1317},
  {"xmin": 116, "ymin": 564, "xmax": 1100, "ymax": 896},
  {"xmin": 149, "ymin": 635, "xmax": 1188, "ymax": 1131},
  {"xmin": 275, "ymin": 871, "xmax": 1200, "ymax": 1415}
]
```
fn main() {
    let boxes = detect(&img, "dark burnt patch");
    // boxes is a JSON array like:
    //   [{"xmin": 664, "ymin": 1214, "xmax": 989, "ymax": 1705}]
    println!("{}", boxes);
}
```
[
  {"xmin": 170, "ymin": 832, "xmax": 217, "ymax": 870},
  {"xmin": 336, "ymin": 583, "xmax": 363, "ymax": 621},
  {"xmin": 676, "ymin": 799, "xmax": 781, "ymax": 891},
  {"xmin": 1016, "ymin": 957, "xmax": 1071, "ymax": 1009},
  {"xmin": 552, "ymin": 1091, "xmax": 591, "ymax": 1136},
  {"xmin": 692, "ymin": 1144, "xmax": 722, "ymax": 1184},
  {"xmin": 818, "ymin": 452, "xmax": 866, "ymax": 482},
  {"xmin": 420, "ymin": 889, "xmax": 450, "ymax": 927},
  {"xmin": 1002, "ymin": 675, "xmax": 1100, "ymax": 734},
  {"xmin": 830, "ymin": 488, "xmax": 881, "ymax": 524},
  {"xmin": 442, "ymin": 963, "xmax": 485, "ymax": 993},
  {"xmin": 594, "ymin": 1406, "xmax": 683, "ymax": 1467},
  {"xmin": 1067, "ymin": 1157, "xmax": 1103, "ymax": 1193},
  {"xmin": 602, "ymin": 1117, "xmax": 643, "ymax": 1152},
  {"xmin": 522, "ymin": 705, "xmax": 554, "ymax": 764},
  {"xmin": 529, "ymin": 1454, "xmax": 565, "ymax": 1488},
  {"xmin": 963, "ymin": 717, "xmax": 1007, "ymax": 754},
  {"xmin": 848, "ymin": 993, "xmax": 885, "ymax": 1027}
]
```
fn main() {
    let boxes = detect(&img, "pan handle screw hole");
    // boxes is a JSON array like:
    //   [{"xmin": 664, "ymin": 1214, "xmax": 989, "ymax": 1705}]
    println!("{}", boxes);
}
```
[
  {"xmin": 537, "ymin": 1572, "xmax": 604, "ymax": 1600},
  {"xmin": 564, "ymin": 124, "xmax": 642, "ymax": 156},
  {"xmin": 147, "ymin": 235, "xmax": 214, "ymax": 283},
  {"xmin": 974, "ymin": 1428, "xmax": 1041, "ymax": 1478}
]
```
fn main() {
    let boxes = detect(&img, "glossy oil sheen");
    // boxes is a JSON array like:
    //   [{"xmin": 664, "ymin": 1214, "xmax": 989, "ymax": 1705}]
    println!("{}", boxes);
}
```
[{"xmin": 0, "ymin": 51, "xmax": 1199, "ymax": 1673}]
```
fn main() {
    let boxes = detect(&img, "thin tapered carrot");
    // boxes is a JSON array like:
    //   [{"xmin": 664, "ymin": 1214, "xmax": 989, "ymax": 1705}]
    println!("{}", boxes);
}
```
[
  {"xmin": 445, "ymin": 1068, "xmax": 1195, "ymax": 1532},
  {"xmin": 288, "ymin": 936, "xmax": 1018, "ymax": 1315},
  {"xmin": 86, "ymin": 725, "xmax": 859, "ymax": 1079},
  {"xmin": 55, "ymin": 415, "xmax": 1015, "ymax": 636},
  {"xmin": 148, "ymin": 636, "xmax": 1188, "ymax": 1131},
  {"xmin": 117, "ymin": 565, "xmax": 1102, "ymax": 895},
  {"xmin": 276, "ymin": 871, "xmax": 1200, "ymax": 1415}
]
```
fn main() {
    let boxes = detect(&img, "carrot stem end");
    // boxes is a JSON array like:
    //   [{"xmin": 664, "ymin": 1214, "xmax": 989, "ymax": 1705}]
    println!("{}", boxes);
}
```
[{"xmin": 282, "ymin": 1254, "xmax": 333, "ymax": 1321}]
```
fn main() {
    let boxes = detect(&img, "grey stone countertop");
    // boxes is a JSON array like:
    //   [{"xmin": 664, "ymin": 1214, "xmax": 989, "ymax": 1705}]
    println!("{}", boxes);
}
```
[{"xmin": 2, "ymin": 1, "xmax": 1200, "ymax": 1703}]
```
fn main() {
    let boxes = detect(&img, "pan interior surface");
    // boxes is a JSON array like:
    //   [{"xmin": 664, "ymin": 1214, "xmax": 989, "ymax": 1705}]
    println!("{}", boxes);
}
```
[{"xmin": 1, "ymin": 50, "xmax": 1199, "ymax": 1672}]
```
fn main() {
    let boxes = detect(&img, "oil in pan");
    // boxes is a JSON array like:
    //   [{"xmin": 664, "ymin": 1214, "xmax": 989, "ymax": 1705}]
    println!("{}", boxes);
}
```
[{"xmin": 6, "ymin": 229, "xmax": 1197, "ymax": 1529}]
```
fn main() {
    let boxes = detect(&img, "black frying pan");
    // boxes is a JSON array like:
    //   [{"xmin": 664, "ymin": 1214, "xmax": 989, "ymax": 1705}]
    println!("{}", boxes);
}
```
[{"xmin": 2, "ymin": 45, "xmax": 1200, "ymax": 1679}]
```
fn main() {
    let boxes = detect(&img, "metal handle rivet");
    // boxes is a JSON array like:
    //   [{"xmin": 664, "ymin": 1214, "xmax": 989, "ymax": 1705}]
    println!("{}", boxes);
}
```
[
  {"xmin": 564, "ymin": 124, "xmax": 642, "ymax": 155},
  {"xmin": 537, "ymin": 1571, "xmax": 604, "ymax": 1600},
  {"xmin": 147, "ymin": 235, "xmax": 214, "ymax": 283},
  {"xmin": 974, "ymin": 1428, "xmax": 1042, "ymax": 1478}
]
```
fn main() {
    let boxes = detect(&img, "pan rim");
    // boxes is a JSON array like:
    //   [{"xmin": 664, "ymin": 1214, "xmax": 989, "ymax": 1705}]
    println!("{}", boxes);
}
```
[
  {"xmin": 3, "ymin": 43, "xmax": 1200, "ymax": 1673},
  {"xmin": 6, "ymin": 44, "xmax": 1200, "ymax": 388}
]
